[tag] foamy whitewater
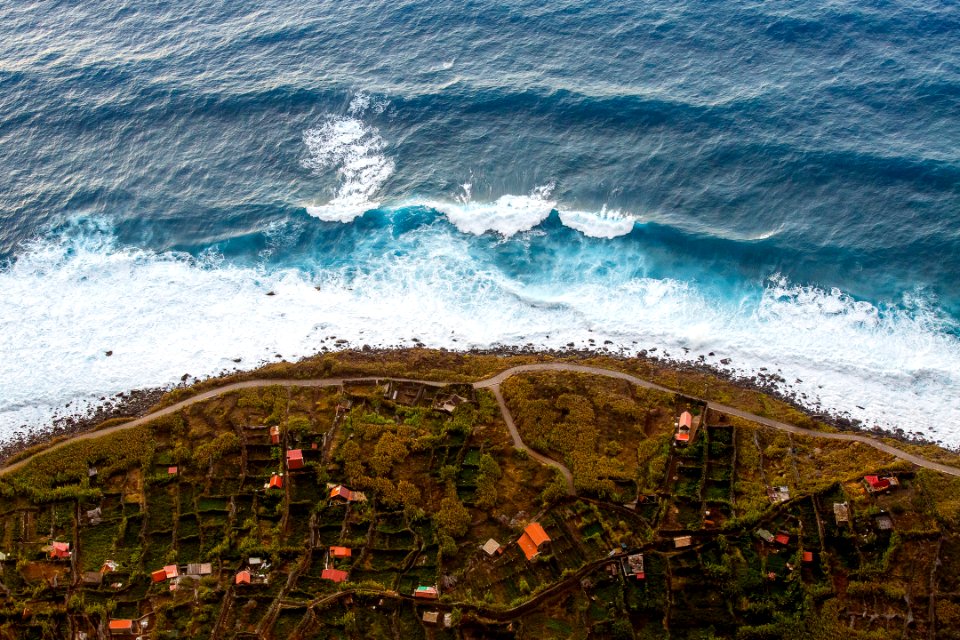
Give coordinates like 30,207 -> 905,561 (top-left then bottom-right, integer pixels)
1,1 -> 959,445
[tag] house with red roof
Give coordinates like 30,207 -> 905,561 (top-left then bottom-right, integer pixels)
322,568 -> 348,583
108,619 -> 134,635
151,569 -> 167,583
774,533 -> 790,546
675,411 -> 693,444
266,473 -> 283,490
48,541 -> 71,560
329,484 -> 367,503
414,585 -> 439,599
863,475 -> 899,494
235,570 -> 251,585
287,449 -> 304,470
329,546 -> 352,559
517,523 -> 551,561
164,565 -> 179,579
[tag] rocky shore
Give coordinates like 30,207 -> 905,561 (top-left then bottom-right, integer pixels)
0,387 -> 167,463
1,344 -> 944,464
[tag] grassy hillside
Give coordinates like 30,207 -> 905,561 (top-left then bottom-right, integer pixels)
0,351 -> 957,639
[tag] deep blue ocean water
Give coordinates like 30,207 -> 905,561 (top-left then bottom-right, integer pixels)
1,1 -> 958,441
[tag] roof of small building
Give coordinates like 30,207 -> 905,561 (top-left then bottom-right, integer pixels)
679,411 -> 693,428
321,568 -> 348,583
675,432 -> 690,442
330,546 -> 352,557
268,474 -> 283,489
108,619 -> 133,631
803,551 -> 814,563
330,485 -> 352,500
287,449 -> 303,460
167,466 -> 178,475
414,585 -> 439,598
151,569 -> 167,582
423,611 -> 440,624
864,475 -> 891,490
673,536 -> 693,548
164,565 -> 179,579
517,533 -> 539,560
235,570 -> 251,585
482,538 -> 502,556
774,534 -> 790,545
833,502 -> 850,521
524,523 -> 550,547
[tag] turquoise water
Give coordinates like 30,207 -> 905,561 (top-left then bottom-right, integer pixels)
0,1 -> 958,441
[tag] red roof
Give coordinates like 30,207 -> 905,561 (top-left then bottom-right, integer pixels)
49,541 -> 70,559
518,523 -> 551,560
287,449 -> 304,469
321,568 -> 348,583
524,523 -> 550,547
865,475 -> 891,490
151,569 -> 167,583
330,485 -> 353,500
168,466 -> 178,475
235,570 -> 251,585
108,619 -> 133,631
803,551 -> 814,563
164,565 -> 179,579
774,534 -> 790,545
679,411 -> 693,428
329,546 -> 352,558
675,432 -> 690,442
268,475 -> 283,489
414,585 -> 439,599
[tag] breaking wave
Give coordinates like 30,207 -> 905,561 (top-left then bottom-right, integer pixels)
1,218 -> 958,444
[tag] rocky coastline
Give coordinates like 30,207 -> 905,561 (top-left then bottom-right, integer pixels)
0,344 -> 944,464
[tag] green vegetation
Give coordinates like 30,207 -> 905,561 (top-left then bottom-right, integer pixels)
0,350 -> 957,638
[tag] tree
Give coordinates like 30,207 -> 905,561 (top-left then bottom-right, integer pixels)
434,494 -> 471,538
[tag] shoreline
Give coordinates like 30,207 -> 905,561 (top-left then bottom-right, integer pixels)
0,344 -> 948,464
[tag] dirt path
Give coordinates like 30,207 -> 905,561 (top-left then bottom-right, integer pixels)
4,364 -> 958,481
490,386 -> 575,494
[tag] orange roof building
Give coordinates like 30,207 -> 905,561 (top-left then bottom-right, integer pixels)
164,565 -> 179,579
235,570 -> 251,585
679,411 -> 693,428
108,619 -> 134,634
517,523 -> 551,560
287,449 -> 304,470
329,546 -> 352,559
268,474 -> 283,489
151,569 -> 167,583
322,568 -> 348,583
168,466 -> 178,475
49,541 -> 71,560
329,484 -> 367,502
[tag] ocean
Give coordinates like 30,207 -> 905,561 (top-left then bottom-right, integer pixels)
1,1 -> 958,443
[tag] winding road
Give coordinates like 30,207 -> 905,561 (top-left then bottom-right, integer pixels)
4,364 -> 958,484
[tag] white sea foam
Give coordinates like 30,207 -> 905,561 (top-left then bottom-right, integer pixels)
303,96 -> 394,222
424,183 -> 556,237
557,206 -> 635,238
2,221 -> 959,444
